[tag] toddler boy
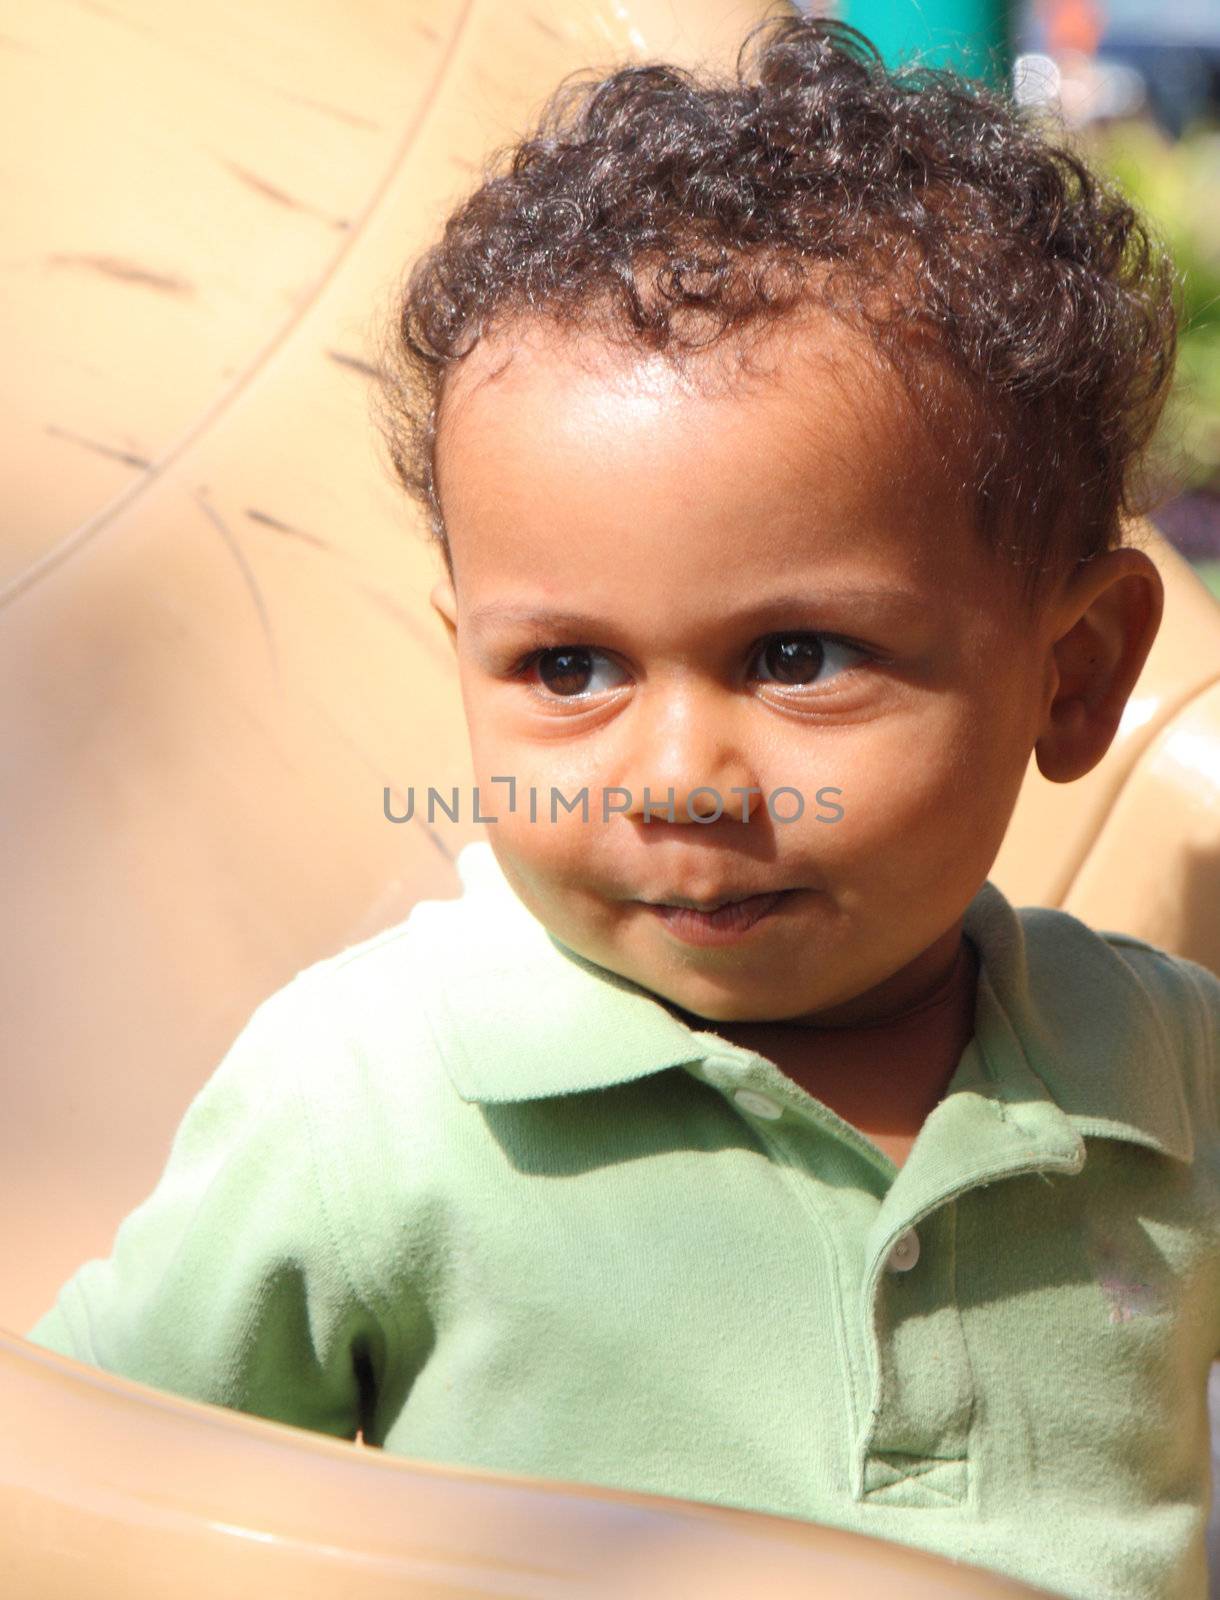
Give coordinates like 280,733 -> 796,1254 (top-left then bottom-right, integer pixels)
28,15 -> 1220,1599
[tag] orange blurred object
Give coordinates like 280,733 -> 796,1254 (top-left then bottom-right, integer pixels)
1040,0 -> 1105,57
7,1330 -> 1054,1599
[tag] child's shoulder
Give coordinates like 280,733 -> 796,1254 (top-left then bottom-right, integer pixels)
1039,907 -> 1217,1034
1001,890 -> 1217,1019
1092,924 -> 1220,1075
264,842 -> 542,1091
1001,893 -> 1220,1129
1093,926 -> 1220,1003
304,840 -> 539,994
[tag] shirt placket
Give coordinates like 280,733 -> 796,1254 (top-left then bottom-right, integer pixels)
690,1013 -> 1087,1514
856,1198 -> 975,1506
693,1042 -> 925,1503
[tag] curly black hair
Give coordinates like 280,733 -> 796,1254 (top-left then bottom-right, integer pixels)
371,7 -> 1180,610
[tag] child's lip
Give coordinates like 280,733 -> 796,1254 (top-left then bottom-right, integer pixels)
640,888 -> 792,912
641,890 -> 795,940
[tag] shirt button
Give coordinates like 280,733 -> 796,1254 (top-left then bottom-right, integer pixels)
733,1088 -> 783,1120
885,1227 -> 921,1273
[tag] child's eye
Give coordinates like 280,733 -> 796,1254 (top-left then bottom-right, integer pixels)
750,632 -> 872,689
515,633 -> 872,701
522,646 -> 630,699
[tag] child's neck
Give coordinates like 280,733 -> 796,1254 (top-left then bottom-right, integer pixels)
676,933 -> 980,1171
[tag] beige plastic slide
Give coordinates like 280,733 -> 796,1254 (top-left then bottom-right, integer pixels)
2,0 -> 1218,1593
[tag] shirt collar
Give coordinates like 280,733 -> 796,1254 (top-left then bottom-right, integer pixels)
415,842 -> 1193,1167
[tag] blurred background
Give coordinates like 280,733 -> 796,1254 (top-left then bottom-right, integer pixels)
806,0 -> 1220,603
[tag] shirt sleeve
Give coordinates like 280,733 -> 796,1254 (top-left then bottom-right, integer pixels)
24,973 -> 384,1444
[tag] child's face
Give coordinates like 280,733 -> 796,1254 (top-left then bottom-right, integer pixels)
430,315 -> 1061,1025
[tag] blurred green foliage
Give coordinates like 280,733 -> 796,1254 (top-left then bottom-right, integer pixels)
1080,116 -> 1220,500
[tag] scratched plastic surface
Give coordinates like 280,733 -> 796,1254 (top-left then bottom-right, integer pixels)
6,1332 -> 1057,1600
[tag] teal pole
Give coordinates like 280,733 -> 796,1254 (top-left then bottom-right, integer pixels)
837,0 -> 1013,90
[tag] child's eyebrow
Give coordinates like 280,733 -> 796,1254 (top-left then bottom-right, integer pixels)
466,588 -> 928,637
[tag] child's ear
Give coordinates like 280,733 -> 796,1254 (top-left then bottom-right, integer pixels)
1034,547 -> 1164,784
430,575 -> 459,654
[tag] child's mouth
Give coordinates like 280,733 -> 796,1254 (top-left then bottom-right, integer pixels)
642,890 -> 794,944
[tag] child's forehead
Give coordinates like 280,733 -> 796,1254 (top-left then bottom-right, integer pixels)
446,305 -> 890,402
433,311 -> 1015,625
438,308 -> 953,491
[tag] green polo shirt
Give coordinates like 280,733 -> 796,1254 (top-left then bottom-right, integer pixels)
27,842 -> 1220,1600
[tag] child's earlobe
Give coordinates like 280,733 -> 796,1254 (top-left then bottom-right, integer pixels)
1033,549 -> 1164,785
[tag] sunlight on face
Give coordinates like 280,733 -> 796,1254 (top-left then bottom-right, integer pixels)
431,314 -> 1055,1025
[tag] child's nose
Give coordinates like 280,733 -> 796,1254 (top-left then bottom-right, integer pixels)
621,686 -> 762,825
